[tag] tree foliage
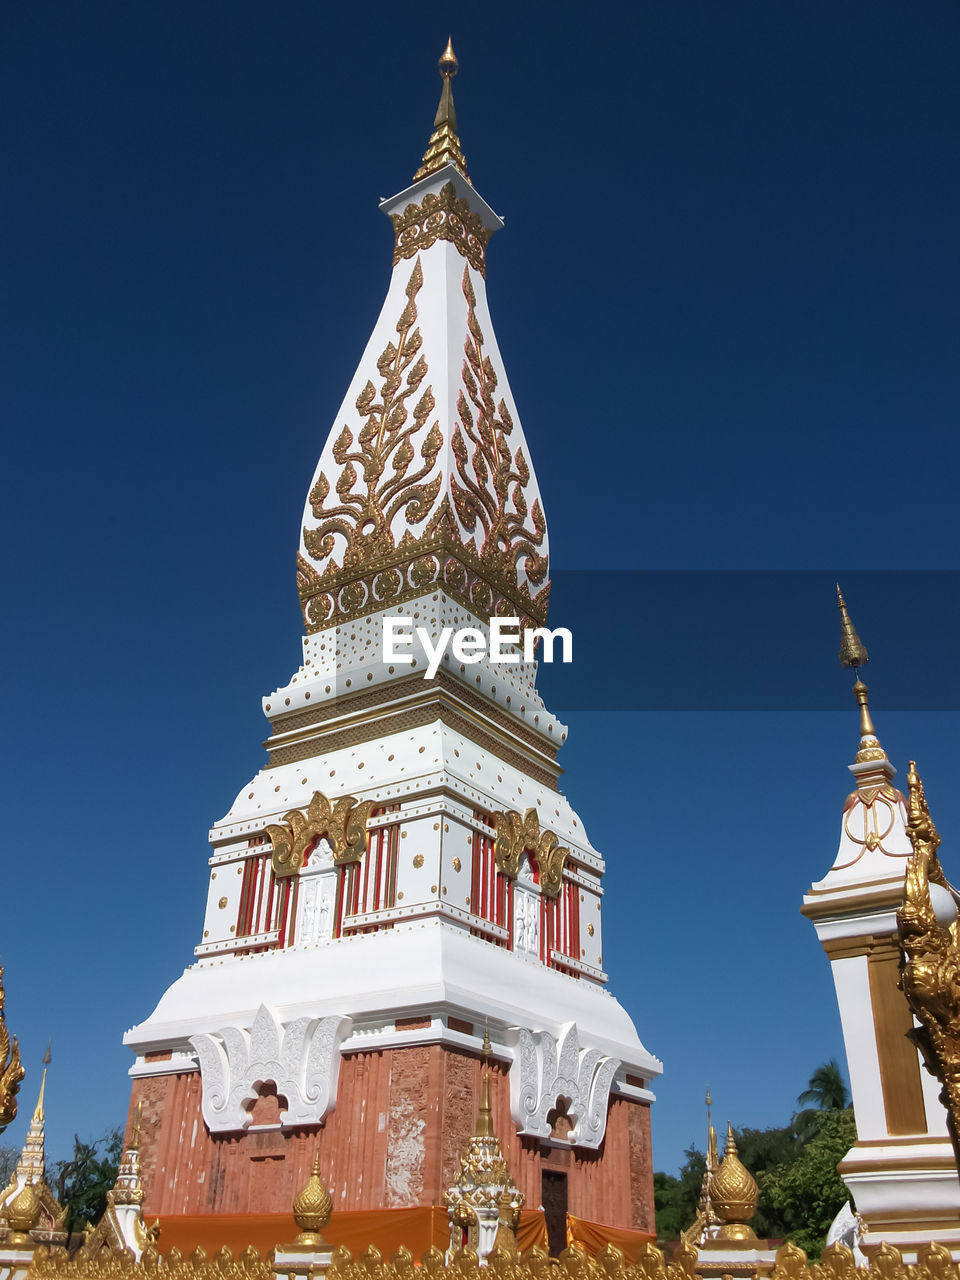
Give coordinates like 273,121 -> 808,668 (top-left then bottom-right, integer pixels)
49,1130 -> 122,1234
757,1110 -> 857,1257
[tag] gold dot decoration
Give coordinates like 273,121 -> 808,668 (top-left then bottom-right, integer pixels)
218,897 -> 228,910
587,923 -> 594,936
413,854 -> 424,869
452,857 -> 462,872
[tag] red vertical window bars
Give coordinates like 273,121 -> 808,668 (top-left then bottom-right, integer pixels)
234,836 -> 299,952
469,812 -> 512,947
333,805 -> 400,937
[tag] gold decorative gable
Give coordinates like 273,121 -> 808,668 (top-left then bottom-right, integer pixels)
493,808 -> 568,899
0,965 -> 23,1133
264,791 -> 374,879
298,257 -> 549,634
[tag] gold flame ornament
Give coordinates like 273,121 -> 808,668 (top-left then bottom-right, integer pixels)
0,965 -> 24,1133
709,1124 -> 759,1241
896,761 -> 960,1167
292,1151 -> 333,1247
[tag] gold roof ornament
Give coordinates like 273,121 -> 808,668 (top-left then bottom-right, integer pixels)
836,587 -> 888,766
413,38 -> 471,184
709,1123 -> 759,1241
292,1151 -> 333,1248
0,963 -> 25,1133
897,761 -> 960,1167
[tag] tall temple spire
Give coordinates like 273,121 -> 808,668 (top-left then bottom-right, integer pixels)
413,38 -> 470,184
126,42 -> 661,1239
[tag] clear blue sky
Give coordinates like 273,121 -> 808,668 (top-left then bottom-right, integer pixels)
3,2 -> 960,1179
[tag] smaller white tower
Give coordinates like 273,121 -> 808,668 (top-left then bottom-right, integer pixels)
802,590 -> 960,1259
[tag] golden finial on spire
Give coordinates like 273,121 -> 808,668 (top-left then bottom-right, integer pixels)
836,586 -> 888,766
412,39 -> 471,185
837,584 -> 869,670
705,1086 -> 718,1172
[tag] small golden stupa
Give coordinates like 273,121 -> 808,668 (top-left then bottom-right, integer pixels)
710,1123 -> 759,1241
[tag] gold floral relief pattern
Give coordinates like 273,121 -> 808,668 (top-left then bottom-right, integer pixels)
303,258 -> 442,574
493,808 -> 568,899
264,791 -> 374,879
450,266 -> 548,612
297,258 -> 550,633
391,183 -> 492,278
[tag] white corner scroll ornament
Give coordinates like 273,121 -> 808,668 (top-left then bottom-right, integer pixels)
510,1023 -> 620,1150
189,1004 -> 352,1133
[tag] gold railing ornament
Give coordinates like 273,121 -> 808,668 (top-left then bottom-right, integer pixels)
0,963 -> 25,1132
709,1123 -> 759,1241
896,760 -> 960,1167
292,1151 -> 333,1247
264,792 -> 374,878
492,810 -> 568,899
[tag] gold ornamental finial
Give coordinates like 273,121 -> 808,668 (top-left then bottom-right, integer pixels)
32,1065 -> 47,1127
130,1099 -> 143,1152
709,1123 -> 759,1241
413,39 -> 471,184
705,1086 -> 718,1172
292,1149 -> 333,1247
837,585 -> 869,670
836,587 -> 887,766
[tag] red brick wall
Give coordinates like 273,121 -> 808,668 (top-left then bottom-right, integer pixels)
130,1045 -> 653,1229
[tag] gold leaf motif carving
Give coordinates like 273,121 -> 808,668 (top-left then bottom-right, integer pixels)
264,791 -> 374,879
492,809 -> 568,900
298,255 -> 550,634
391,183 -> 493,278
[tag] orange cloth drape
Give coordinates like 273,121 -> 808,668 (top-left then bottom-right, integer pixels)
156,1208 -> 549,1259
155,1208 -> 447,1257
565,1215 -> 656,1258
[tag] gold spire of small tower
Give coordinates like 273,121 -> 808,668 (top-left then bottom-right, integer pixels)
836,586 -> 887,765
413,38 -> 471,184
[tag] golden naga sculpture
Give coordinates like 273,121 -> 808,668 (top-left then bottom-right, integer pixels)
493,809 -> 568,899
0,963 -> 25,1133
264,791 -> 375,879
896,760 -> 960,1166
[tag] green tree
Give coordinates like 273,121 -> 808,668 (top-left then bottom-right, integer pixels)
0,1146 -> 18,1187
654,1145 -> 706,1240
797,1060 -> 850,1112
49,1129 -> 122,1234
757,1110 -> 857,1258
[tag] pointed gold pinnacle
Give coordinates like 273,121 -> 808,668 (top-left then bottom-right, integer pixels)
413,38 -> 470,185
837,584 -> 869,670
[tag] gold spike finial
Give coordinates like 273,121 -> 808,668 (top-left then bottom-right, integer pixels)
412,40 -> 471,185
439,37 -> 458,78
475,1066 -> 494,1138
837,584 -> 869,669
836,587 -> 887,765
32,1064 -> 47,1126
